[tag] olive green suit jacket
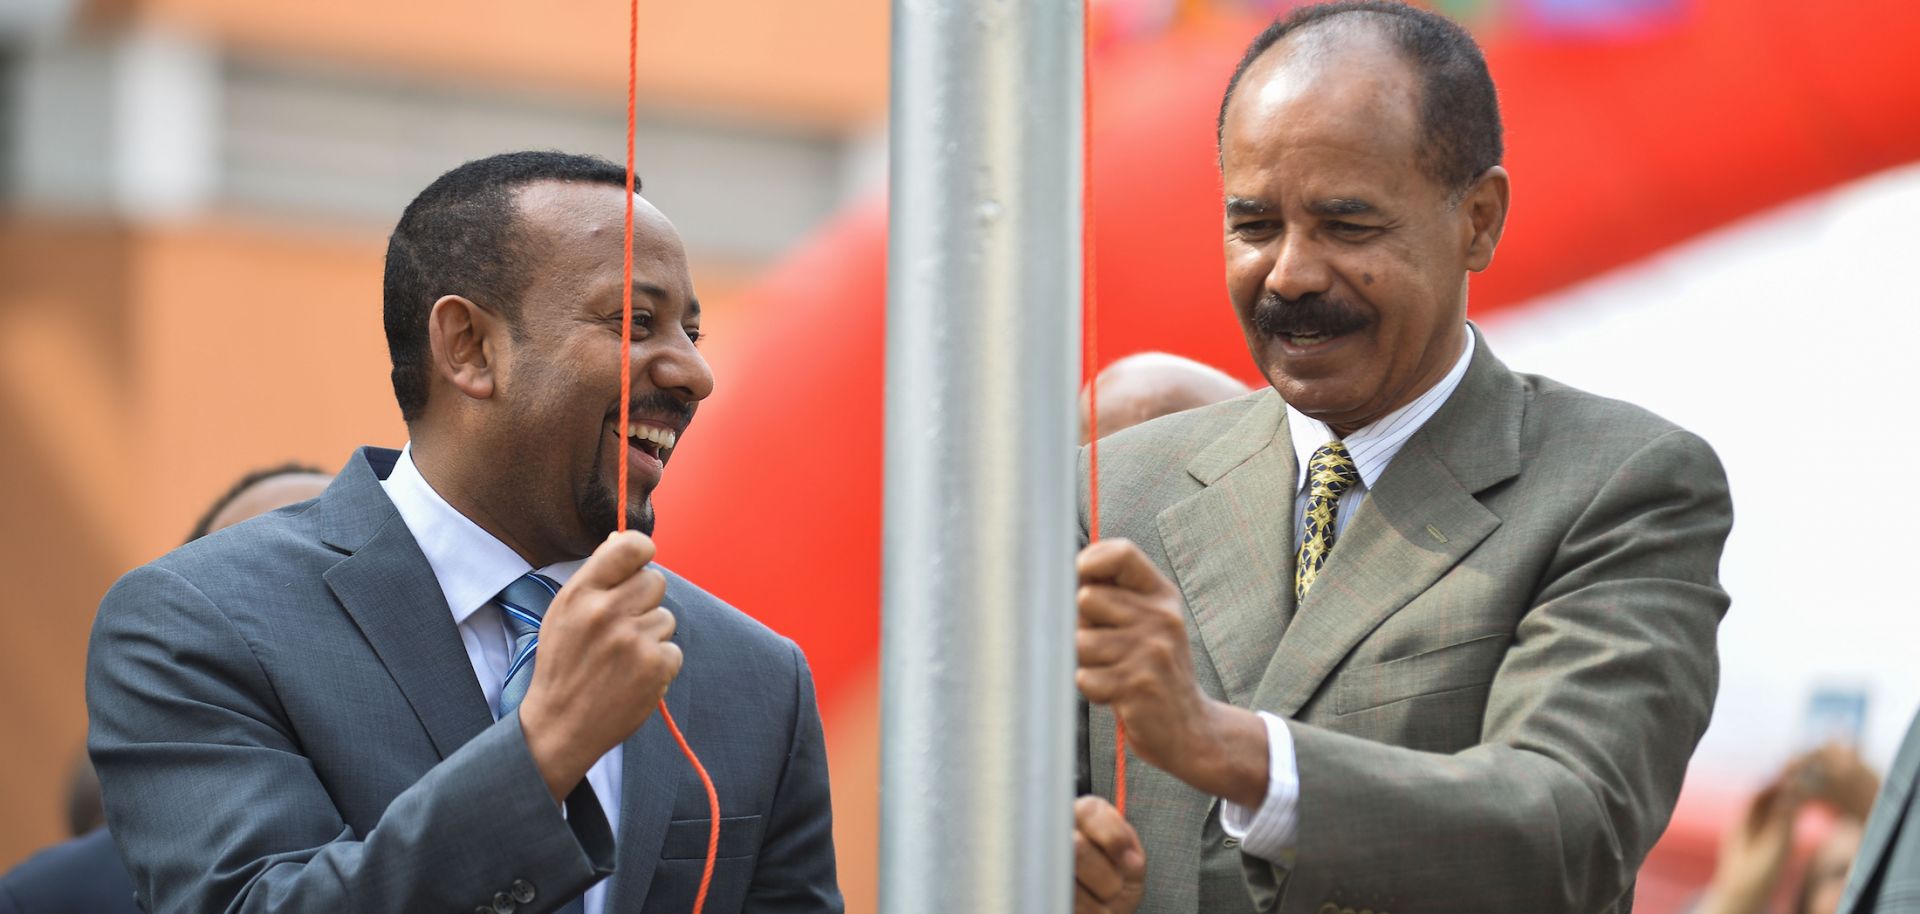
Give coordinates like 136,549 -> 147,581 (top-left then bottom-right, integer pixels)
1078,334 -> 1733,914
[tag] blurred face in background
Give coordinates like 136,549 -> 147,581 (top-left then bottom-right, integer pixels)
205,473 -> 333,535
1218,25 -> 1504,434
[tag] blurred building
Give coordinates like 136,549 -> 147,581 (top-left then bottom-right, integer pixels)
0,0 -> 886,877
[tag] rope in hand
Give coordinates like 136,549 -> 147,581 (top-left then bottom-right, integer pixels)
620,0 -> 720,909
1081,0 -> 1125,818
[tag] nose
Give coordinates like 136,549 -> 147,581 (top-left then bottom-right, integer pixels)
644,331 -> 714,404
1264,228 -> 1332,303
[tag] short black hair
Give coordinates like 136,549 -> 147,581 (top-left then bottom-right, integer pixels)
383,151 -> 634,421
186,462 -> 329,543
1216,0 -> 1502,197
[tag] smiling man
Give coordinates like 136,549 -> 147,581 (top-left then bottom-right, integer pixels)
87,152 -> 840,914
1070,4 -> 1733,913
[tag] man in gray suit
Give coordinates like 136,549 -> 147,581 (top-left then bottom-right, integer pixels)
1838,711 -> 1920,914
1070,4 -> 1731,913
87,152 -> 840,913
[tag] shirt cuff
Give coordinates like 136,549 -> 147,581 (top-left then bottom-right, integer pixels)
1218,711 -> 1300,864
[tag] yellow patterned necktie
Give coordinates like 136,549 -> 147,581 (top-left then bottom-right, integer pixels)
1295,439 -> 1360,602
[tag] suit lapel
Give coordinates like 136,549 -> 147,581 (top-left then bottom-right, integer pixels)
320,449 -> 496,759
1841,717 -> 1920,913
1252,333 -> 1526,717
1156,392 -> 1297,708
605,590 -> 696,912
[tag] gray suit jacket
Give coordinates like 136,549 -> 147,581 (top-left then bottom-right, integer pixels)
1839,711 -> 1920,914
1078,333 -> 1732,914
87,447 -> 840,914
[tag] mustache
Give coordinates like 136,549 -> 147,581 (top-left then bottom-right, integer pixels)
1250,292 -> 1372,338
625,390 -> 694,426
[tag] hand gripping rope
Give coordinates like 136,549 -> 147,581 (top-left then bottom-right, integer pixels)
619,1 -> 721,911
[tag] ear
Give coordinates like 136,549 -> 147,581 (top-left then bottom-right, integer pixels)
1462,165 -> 1510,273
425,294 -> 502,403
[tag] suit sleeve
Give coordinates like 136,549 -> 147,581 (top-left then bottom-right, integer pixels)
1250,429 -> 1733,913
86,564 -> 615,914
743,640 -> 844,913
1076,443 -> 1095,797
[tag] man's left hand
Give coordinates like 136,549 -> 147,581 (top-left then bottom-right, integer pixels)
1076,538 -> 1268,808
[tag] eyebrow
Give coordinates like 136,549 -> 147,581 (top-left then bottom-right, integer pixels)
630,282 -> 700,317
1224,196 -> 1275,217
1308,198 -> 1377,217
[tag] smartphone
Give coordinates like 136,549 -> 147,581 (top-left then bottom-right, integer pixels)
1801,685 -> 1870,751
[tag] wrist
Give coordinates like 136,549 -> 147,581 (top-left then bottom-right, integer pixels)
519,702 -> 591,803
1184,700 -> 1271,809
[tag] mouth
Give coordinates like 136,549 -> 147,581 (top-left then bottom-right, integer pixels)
1267,322 -> 1368,355
625,420 -> 679,465
1277,330 -> 1341,348
610,416 -> 687,485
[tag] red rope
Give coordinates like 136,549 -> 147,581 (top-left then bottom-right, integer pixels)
618,1 -> 634,526
619,1 -> 719,909
661,703 -> 721,908
1081,0 -> 1124,817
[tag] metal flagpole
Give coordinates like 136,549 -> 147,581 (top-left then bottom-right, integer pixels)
879,0 -> 1082,910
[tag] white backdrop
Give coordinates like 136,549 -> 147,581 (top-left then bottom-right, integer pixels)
1482,162 -> 1920,783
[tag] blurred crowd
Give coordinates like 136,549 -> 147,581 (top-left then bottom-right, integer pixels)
1694,745 -> 1884,914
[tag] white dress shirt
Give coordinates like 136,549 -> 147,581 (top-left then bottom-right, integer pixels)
1218,326 -> 1477,864
382,445 -> 621,914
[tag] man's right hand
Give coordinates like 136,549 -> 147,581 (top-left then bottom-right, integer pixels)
520,530 -> 683,801
1074,796 -> 1146,914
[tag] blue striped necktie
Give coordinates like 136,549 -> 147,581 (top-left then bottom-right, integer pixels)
492,572 -> 590,914
495,572 -> 561,719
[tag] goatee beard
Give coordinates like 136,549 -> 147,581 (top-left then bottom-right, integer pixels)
582,446 -> 656,540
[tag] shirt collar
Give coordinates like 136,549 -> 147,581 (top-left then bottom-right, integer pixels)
380,444 -> 586,625
1287,324 -> 1477,492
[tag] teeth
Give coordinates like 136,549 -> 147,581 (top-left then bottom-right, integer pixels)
625,423 -> 678,451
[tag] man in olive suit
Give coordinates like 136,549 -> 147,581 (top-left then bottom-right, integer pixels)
1069,5 -> 1733,913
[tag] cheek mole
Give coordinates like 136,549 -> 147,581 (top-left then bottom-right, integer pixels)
1362,272 -> 1375,286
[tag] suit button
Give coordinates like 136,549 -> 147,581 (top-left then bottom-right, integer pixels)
1223,836 -> 1241,848
511,880 -> 536,904
491,892 -> 516,914
475,908 -> 492,914
1318,905 -> 1339,914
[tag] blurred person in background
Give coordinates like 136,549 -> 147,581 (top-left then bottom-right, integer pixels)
1080,352 -> 1251,444
184,462 -> 334,542
2,463 -> 331,914
1068,3 -> 1732,913
86,152 -> 839,914
1694,744 -> 1880,914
